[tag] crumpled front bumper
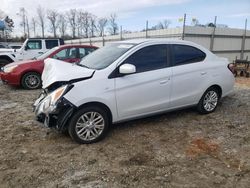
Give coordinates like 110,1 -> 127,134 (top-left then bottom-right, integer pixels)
33,91 -> 76,132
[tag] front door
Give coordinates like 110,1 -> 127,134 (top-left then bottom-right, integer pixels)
21,40 -> 44,60
52,47 -> 80,63
115,44 -> 172,119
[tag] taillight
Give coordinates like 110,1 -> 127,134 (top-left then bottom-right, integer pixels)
228,63 -> 235,74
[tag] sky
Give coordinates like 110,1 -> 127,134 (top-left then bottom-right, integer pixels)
1,0 -> 250,36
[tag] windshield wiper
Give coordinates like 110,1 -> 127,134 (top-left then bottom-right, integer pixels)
75,62 -> 89,69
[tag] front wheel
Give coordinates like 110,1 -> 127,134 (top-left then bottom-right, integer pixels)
197,87 -> 220,114
68,106 -> 110,144
21,72 -> 42,89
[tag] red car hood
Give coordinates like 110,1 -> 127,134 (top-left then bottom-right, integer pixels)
4,59 -> 43,68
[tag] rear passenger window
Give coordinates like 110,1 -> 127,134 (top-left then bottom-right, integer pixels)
45,40 -> 59,49
173,45 -> 206,65
123,45 -> 168,73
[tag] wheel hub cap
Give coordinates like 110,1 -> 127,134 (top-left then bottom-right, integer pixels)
75,112 -> 105,141
25,75 -> 40,88
203,91 -> 218,112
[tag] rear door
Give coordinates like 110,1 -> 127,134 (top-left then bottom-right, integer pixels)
170,44 -> 207,108
115,44 -> 172,119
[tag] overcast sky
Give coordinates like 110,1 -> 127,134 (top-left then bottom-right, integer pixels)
1,0 -> 250,36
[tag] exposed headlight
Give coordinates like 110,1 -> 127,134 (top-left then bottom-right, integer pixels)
41,85 -> 68,114
4,65 -> 18,73
50,85 -> 68,106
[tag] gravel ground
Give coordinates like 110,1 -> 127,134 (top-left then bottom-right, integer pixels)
0,78 -> 249,188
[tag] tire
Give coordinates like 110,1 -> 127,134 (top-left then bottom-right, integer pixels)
68,106 -> 110,144
0,59 -> 11,68
21,72 -> 42,89
197,87 -> 220,114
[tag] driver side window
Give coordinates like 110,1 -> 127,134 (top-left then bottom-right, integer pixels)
123,44 -> 168,73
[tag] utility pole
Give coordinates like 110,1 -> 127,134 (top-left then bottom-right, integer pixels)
240,18 -> 247,59
120,25 -> 122,40
146,20 -> 148,38
210,16 -> 217,51
182,13 -> 186,40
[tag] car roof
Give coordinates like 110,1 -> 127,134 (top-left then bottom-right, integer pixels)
112,38 -> 212,55
112,38 -> 195,45
59,44 -> 98,48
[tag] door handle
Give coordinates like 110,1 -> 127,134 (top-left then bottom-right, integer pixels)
201,72 -> 207,75
160,80 -> 168,84
38,52 -> 43,54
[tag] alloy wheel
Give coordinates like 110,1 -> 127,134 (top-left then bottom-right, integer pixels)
75,112 -> 105,141
203,91 -> 218,112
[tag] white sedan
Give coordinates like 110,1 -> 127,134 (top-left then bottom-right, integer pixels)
34,39 -> 235,144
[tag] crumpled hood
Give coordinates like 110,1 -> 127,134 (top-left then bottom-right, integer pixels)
42,58 -> 95,89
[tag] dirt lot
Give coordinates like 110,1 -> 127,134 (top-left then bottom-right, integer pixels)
0,78 -> 249,188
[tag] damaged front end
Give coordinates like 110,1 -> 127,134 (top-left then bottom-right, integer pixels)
33,84 -> 76,132
33,58 -> 96,131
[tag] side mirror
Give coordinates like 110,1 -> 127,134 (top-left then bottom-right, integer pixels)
24,46 -> 28,50
119,64 -> 136,75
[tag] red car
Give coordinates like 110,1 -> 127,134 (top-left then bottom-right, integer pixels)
0,44 -> 97,89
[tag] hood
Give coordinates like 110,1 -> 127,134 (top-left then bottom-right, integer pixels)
0,48 -> 15,53
42,58 -> 95,89
4,59 -> 40,68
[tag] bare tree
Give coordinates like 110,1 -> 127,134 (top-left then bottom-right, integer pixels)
82,11 -> 90,38
18,8 -> 27,38
67,9 -> 77,38
77,10 -> 83,37
26,16 -> 30,38
76,11 -> 95,38
89,14 -> 96,37
37,5 -> 46,37
163,19 -> 171,28
151,19 -> 171,30
191,18 -> 199,26
108,13 -> 118,35
97,18 -> 107,37
58,14 -> 67,38
31,18 -> 36,37
47,9 -> 59,37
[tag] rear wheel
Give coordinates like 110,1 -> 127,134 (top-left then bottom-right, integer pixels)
197,87 -> 220,114
21,72 -> 42,89
68,106 -> 110,144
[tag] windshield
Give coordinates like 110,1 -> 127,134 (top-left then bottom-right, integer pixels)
35,46 -> 60,60
79,43 -> 135,70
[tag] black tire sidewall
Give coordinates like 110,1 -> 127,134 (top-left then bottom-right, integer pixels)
197,88 -> 219,114
21,72 -> 41,89
0,59 -> 11,68
68,106 -> 110,144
